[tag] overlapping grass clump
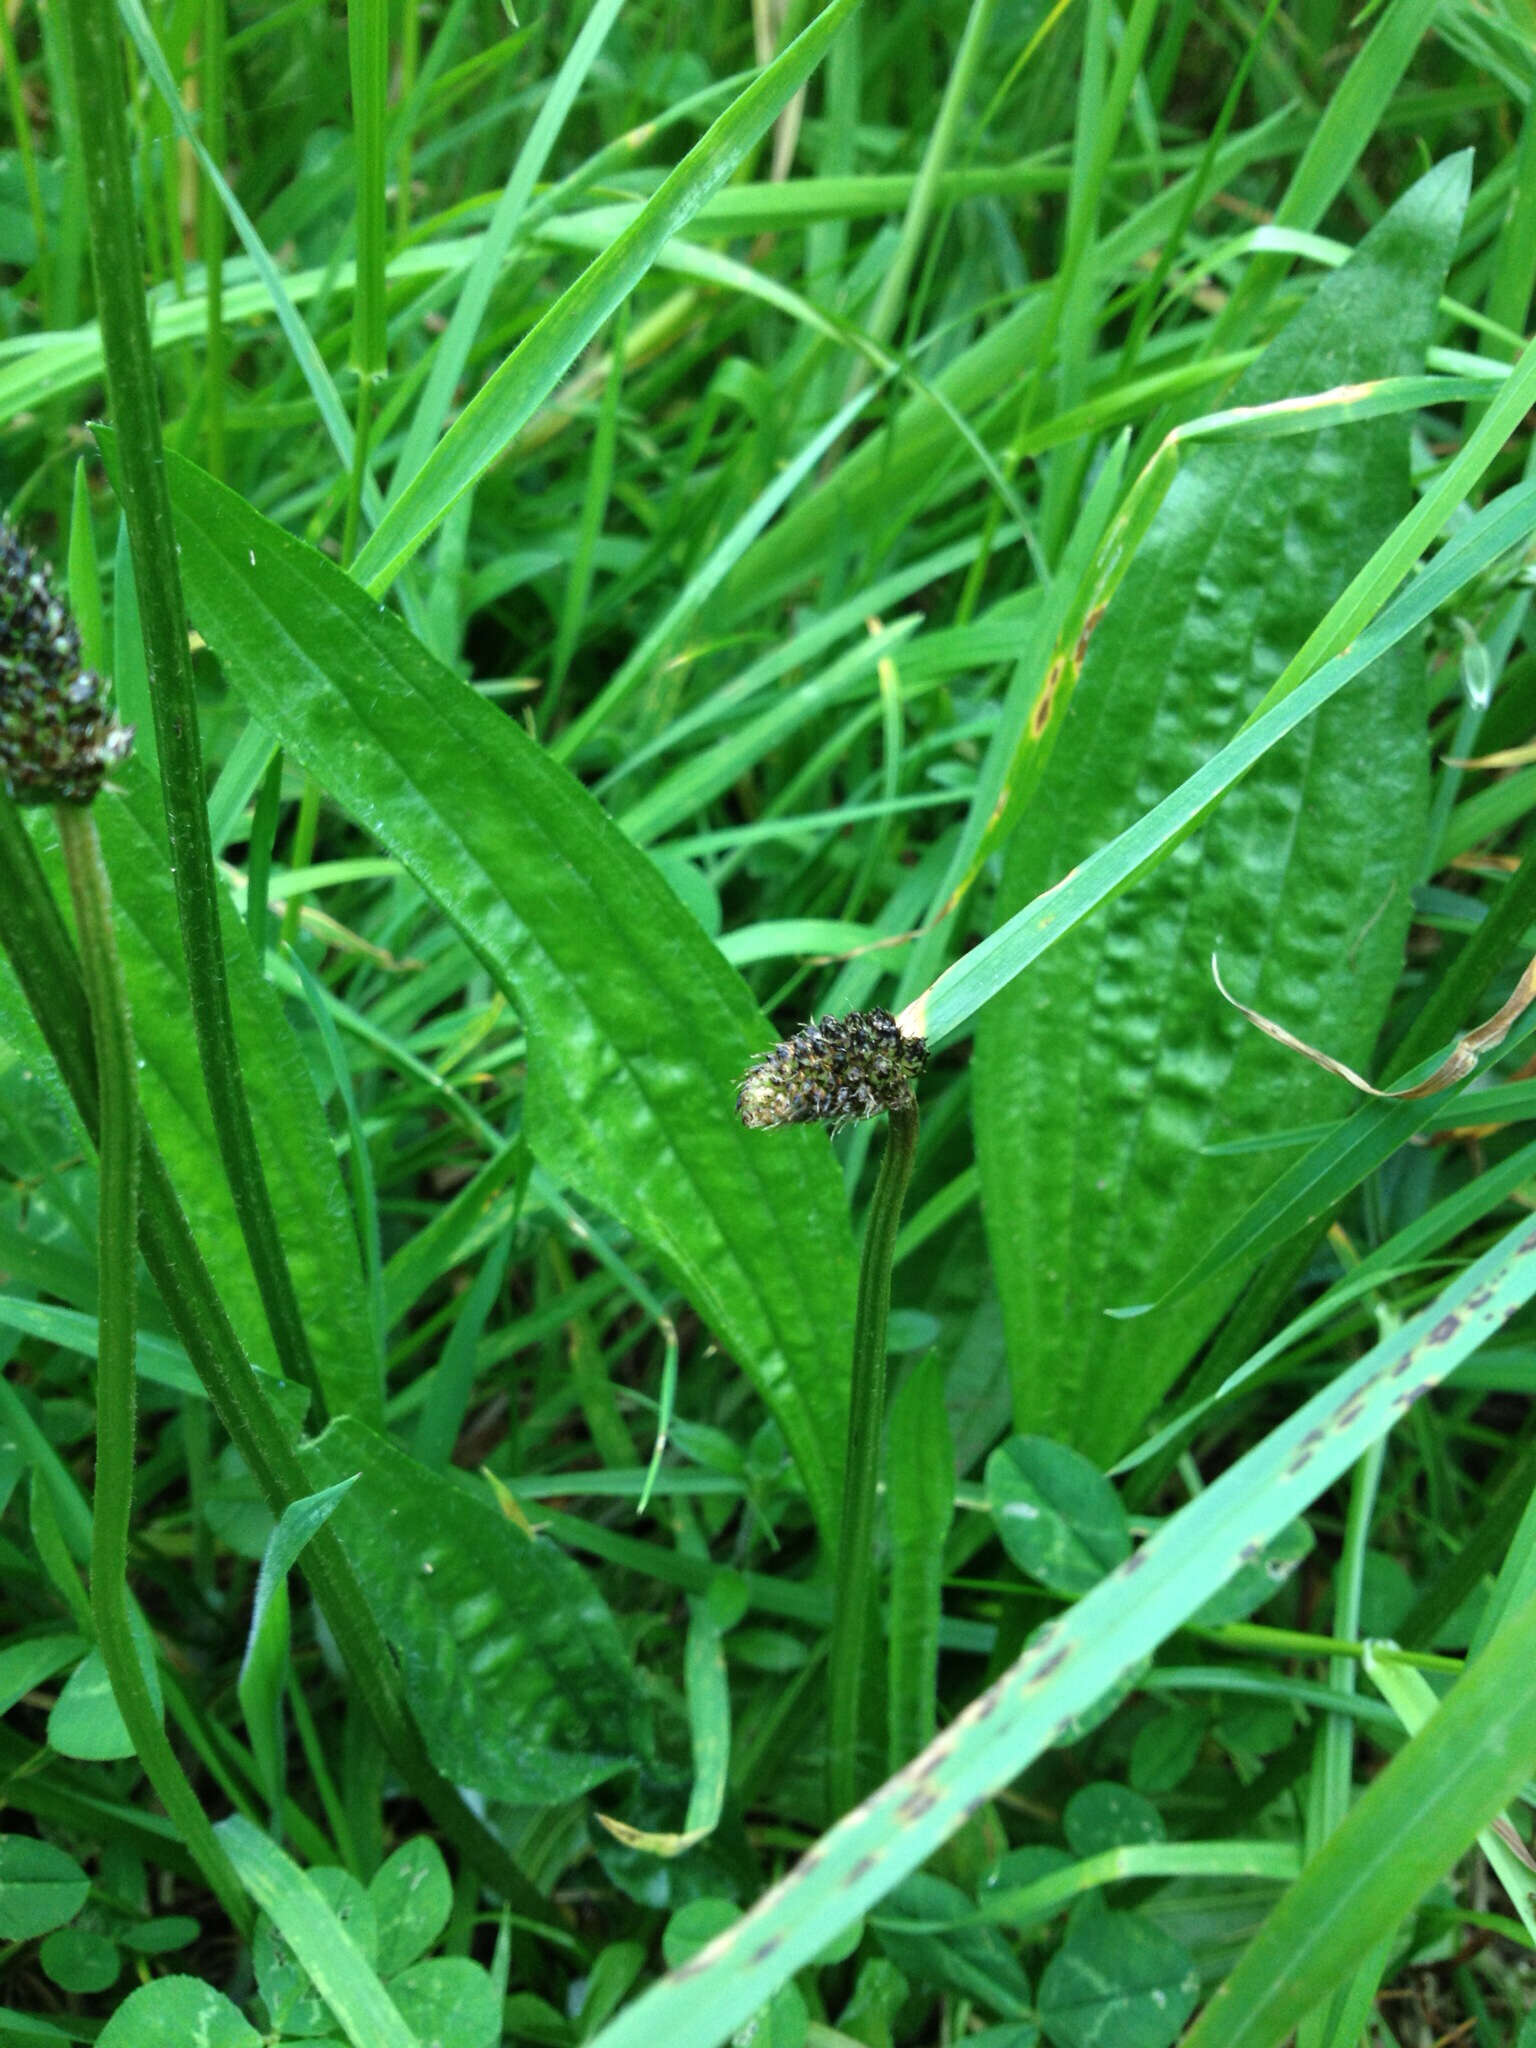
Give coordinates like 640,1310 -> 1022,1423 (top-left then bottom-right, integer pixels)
1,4 -> 1535,2044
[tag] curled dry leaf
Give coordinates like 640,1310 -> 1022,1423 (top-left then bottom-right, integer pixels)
1443,739 -> 1536,769
1211,952 -> 1536,1100
1490,1813 -> 1536,1874
593,1811 -> 713,1859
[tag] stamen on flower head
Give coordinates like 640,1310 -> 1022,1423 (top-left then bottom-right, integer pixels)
0,524 -> 133,807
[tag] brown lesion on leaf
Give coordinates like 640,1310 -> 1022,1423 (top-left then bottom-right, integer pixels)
1029,656 -> 1065,741
846,1853 -> 879,1886
1073,602 -> 1106,666
1329,1364 -> 1384,1414
1427,1313 -> 1461,1345
673,1927 -> 738,1979
898,1783 -> 941,1821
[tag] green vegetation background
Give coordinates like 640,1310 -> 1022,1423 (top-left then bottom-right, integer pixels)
2,1 -> 1536,2044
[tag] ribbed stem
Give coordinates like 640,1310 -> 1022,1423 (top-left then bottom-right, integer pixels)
55,803 -> 251,1936
0,801 -> 557,1927
827,1095 -> 919,1818
59,0 -> 324,1414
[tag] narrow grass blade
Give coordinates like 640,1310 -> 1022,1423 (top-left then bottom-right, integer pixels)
391,0 -> 627,496
585,1210 -> 1536,2048
1209,0 -> 1444,353
1179,1593 -> 1536,2047
351,0 -> 867,596
346,0 -> 388,377
215,1816 -> 420,2048
555,380 -> 884,767
1115,1124 -> 1536,1479
113,0 -> 355,478
1128,1008 -> 1536,1318
1363,1650 -> 1536,1946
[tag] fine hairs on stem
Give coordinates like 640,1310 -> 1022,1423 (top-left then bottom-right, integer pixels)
827,1094 -> 920,1817
737,1007 -> 926,1814
57,802 -> 252,1936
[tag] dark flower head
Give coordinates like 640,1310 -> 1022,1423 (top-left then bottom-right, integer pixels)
737,1007 -> 927,1131
0,524 -> 133,806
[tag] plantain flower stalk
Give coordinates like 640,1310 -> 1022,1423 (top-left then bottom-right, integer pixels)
737,1005 -> 925,1816
0,521 -> 249,1931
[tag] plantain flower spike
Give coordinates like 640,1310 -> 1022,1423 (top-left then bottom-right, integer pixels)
0,523 -> 133,806
737,1007 -> 927,1131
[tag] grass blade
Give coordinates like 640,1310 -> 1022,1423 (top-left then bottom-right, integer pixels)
586,1209 -> 1536,2048
351,0 -> 867,596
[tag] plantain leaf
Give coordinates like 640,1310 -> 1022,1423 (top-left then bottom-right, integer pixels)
973,155 -> 1469,1462
300,1418 -> 652,1805
142,442 -> 857,1538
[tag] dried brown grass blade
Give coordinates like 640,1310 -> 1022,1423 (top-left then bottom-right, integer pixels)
1444,739 -> 1536,769
1211,953 -> 1536,1100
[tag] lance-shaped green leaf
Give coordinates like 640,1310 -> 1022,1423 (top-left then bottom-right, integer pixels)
899,476 -> 1536,1055
971,155 -> 1468,1462
151,445 -> 856,1540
